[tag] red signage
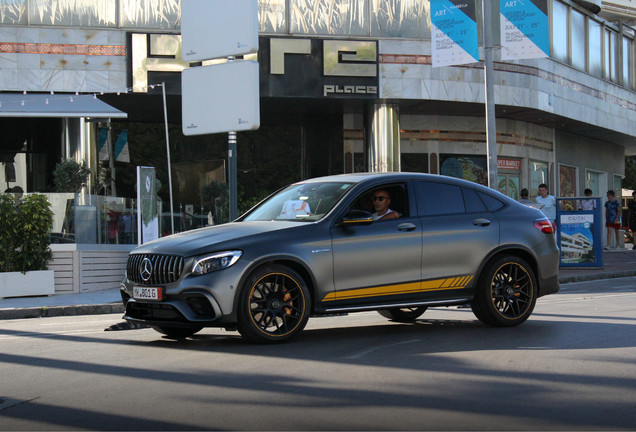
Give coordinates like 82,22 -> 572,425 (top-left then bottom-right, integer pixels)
498,159 -> 521,170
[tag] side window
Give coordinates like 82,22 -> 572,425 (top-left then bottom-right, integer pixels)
478,191 -> 505,212
463,188 -> 487,213
350,183 -> 409,219
416,182 -> 465,216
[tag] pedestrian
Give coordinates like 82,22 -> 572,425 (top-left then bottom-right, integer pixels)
627,191 -> 636,249
604,190 -> 621,250
518,188 -> 533,205
578,188 -> 596,211
536,183 -> 557,230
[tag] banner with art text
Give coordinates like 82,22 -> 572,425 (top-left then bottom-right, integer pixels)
430,0 -> 479,67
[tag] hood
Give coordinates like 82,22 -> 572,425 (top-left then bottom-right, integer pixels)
131,221 -> 313,257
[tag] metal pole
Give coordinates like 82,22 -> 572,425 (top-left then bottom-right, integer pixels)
483,0 -> 498,189
227,56 -> 238,221
161,82 -> 175,235
106,120 -> 116,196
228,131 -> 238,220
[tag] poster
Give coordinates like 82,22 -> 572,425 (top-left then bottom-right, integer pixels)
430,0 -> 479,67
558,210 -> 602,267
137,166 -> 158,245
500,0 -> 549,60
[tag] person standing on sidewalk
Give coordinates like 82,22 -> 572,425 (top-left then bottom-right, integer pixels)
604,190 -> 621,250
536,184 -> 557,231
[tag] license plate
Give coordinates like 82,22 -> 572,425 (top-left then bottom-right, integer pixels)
133,286 -> 162,301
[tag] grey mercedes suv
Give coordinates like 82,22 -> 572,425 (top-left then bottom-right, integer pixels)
121,173 -> 559,343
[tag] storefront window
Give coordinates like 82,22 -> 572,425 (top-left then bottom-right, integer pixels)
0,0 -> 26,24
551,0 -> 568,63
259,0 -> 286,33
498,174 -> 520,200
571,9 -> 586,70
29,0 -> 115,26
586,170 -> 602,196
589,19 -> 602,77
439,155 -> 487,186
559,164 -> 577,199
370,0 -> 430,38
401,153 -> 428,174
289,0 -> 368,35
530,161 -> 548,200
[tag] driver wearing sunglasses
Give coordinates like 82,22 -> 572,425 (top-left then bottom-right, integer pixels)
371,189 -> 399,221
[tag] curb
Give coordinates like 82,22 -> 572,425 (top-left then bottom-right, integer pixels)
0,303 -> 125,320
3,269 -> 636,321
558,269 -> 636,284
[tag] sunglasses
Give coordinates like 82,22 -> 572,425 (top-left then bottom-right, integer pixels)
373,196 -> 388,202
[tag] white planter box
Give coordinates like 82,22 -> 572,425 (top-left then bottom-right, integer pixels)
0,270 -> 55,298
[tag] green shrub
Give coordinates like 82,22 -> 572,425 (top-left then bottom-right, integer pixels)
53,159 -> 91,193
0,194 -> 54,273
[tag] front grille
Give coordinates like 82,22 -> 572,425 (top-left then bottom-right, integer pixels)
127,253 -> 185,285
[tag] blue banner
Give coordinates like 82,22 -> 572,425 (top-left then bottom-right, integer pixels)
114,129 -> 130,163
430,0 -> 479,67
500,0 -> 549,60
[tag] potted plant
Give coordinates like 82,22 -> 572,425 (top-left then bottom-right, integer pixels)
53,159 -> 91,193
0,193 -> 55,298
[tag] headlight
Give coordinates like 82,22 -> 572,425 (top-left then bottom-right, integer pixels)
191,250 -> 242,275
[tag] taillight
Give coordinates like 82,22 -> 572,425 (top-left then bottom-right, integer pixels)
534,218 -> 554,234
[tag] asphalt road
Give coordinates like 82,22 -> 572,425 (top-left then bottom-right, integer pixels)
1,277 -> 635,431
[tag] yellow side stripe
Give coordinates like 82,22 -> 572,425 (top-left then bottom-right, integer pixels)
323,275 -> 474,302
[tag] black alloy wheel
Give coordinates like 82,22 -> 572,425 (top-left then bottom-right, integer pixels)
472,255 -> 537,327
237,264 -> 310,343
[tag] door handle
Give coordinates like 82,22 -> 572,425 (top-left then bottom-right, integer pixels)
397,223 -> 417,231
473,218 -> 491,226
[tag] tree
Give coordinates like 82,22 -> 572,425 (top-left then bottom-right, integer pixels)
623,156 -> 636,190
53,159 -> 91,193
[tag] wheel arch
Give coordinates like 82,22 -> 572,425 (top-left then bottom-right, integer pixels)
475,246 -> 539,289
233,255 -> 318,316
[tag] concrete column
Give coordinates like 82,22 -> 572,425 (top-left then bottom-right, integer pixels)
366,102 -> 400,172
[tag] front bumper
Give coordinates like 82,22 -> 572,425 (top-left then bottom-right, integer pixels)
121,288 -> 224,327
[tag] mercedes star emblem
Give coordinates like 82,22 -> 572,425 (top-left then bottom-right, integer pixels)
140,257 -> 153,282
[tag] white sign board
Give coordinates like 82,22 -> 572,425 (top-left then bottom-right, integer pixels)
181,0 -> 258,62
182,61 -> 260,135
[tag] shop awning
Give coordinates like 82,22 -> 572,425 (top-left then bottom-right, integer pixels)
0,93 -> 127,118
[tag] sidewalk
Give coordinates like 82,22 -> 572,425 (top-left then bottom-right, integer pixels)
1,249 -> 635,320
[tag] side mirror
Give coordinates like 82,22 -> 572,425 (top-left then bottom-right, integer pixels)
342,210 -> 374,225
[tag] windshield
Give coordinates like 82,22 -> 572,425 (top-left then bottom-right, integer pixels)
243,182 -> 354,222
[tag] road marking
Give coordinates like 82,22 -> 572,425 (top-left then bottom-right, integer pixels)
346,339 -> 421,359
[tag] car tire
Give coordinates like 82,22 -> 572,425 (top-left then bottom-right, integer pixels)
237,264 -> 311,343
471,255 -> 538,327
377,307 -> 427,322
151,326 -> 203,338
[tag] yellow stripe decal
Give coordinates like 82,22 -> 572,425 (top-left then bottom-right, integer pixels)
323,275 -> 474,302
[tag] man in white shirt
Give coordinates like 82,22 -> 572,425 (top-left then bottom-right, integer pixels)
536,183 -> 557,229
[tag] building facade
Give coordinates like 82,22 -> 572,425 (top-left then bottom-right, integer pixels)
1,0 -> 635,245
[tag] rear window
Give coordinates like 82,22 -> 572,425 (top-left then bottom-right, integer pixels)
478,191 -> 505,212
463,188 -> 487,212
416,182 -> 466,216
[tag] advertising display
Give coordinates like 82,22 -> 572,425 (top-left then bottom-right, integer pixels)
137,166 -> 158,245
430,0 -> 479,67
557,198 -> 603,268
500,0 -> 549,60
